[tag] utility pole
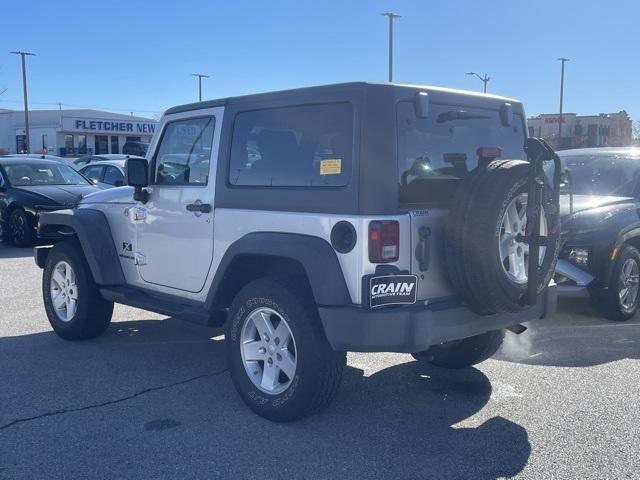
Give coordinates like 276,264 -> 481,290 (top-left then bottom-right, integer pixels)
381,13 -> 401,82
558,57 -> 570,147
10,51 -> 35,153
466,72 -> 490,93
192,73 -> 209,102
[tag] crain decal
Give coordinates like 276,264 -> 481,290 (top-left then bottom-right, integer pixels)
369,274 -> 418,308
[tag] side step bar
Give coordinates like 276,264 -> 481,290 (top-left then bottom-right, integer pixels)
100,286 -> 225,327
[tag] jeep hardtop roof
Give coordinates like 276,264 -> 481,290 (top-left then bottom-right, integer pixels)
165,81 -> 522,116
162,82 -> 526,216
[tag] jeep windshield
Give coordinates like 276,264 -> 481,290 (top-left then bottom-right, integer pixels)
397,101 -> 526,206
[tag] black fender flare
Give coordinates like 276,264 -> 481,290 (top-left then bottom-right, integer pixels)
205,232 -> 351,308
37,209 -> 125,285
600,226 -> 640,286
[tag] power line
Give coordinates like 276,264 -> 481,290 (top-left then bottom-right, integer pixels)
0,98 -> 163,115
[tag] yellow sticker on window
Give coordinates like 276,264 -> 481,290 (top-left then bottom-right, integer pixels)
320,159 -> 342,175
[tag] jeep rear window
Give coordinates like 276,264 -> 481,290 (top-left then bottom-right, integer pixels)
397,101 -> 525,206
229,103 -> 353,187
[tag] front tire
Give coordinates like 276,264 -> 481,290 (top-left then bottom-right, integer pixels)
412,330 -> 505,369
593,245 -> 640,322
225,277 -> 346,422
9,208 -> 35,247
43,240 -> 114,340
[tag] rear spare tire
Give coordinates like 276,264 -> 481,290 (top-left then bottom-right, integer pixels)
446,160 -> 559,314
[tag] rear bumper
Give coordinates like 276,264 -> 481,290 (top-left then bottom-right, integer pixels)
318,285 -> 557,353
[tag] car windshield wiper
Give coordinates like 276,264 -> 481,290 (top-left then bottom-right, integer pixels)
436,110 -> 490,123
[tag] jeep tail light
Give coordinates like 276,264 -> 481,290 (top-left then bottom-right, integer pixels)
477,146 -> 502,159
369,221 -> 399,263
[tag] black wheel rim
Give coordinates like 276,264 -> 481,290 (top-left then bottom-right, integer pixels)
10,213 -> 25,243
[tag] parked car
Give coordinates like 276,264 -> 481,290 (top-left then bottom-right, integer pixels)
35,82 -> 559,421
0,158 -> 100,247
74,154 -> 136,168
555,147 -> 640,320
122,141 -> 149,157
79,160 -> 126,189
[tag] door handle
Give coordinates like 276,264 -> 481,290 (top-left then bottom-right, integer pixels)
186,202 -> 211,213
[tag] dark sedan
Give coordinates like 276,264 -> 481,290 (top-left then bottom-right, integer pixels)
0,158 -> 100,247
555,147 -> 640,321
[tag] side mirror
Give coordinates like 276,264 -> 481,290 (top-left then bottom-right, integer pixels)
113,180 -> 124,187
560,168 -> 570,187
125,157 -> 149,203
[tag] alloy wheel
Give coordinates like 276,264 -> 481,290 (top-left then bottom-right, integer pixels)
618,258 -> 640,313
50,261 -> 79,322
498,193 -> 548,284
240,307 -> 297,395
10,212 -> 26,244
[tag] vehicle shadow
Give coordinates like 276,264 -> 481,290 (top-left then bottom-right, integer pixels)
0,242 -> 33,259
0,318 -> 530,480
495,297 -> 640,367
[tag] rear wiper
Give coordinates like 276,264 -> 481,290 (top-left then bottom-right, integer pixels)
436,110 -> 490,123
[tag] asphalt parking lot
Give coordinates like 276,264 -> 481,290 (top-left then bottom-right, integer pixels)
1,243 -> 639,479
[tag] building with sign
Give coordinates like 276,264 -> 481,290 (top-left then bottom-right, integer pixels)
0,108 -> 158,156
527,111 -> 633,150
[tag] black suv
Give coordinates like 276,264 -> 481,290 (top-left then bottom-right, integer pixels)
555,147 -> 640,321
122,141 -> 149,157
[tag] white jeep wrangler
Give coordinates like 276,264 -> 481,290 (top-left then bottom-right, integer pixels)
35,82 -> 560,421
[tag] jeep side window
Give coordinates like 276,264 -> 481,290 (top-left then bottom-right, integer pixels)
229,103 -> 353,187
153,116 -> 215,185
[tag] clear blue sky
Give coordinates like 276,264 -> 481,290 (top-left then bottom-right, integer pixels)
1,0 -> 638,122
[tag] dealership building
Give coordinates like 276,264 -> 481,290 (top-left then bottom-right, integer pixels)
0,108 -> 158,156
527,111 -> 633,150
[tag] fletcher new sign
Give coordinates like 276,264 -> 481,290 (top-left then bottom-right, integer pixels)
62,117 -> 157,135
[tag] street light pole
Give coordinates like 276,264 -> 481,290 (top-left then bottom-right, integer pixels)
192,73 -> 210,102
557,57 -> 570,146
381,13 -> 401,82
10,51 -> 35,153
466,72 -> 490,93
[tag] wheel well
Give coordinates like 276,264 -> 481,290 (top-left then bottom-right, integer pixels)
212,255 -> 313,309
623,236 -> 640,253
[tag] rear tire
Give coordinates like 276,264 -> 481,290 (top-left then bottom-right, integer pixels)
412,330 -> 505,369
592,245 -> 640,322
43,240 -> 114,340
225,277 -> 346,422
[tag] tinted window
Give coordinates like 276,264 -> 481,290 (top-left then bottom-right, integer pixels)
5,163 -> 90,186
153,117 -> 214,185
103,166 -> 124,186
559,154 -> 640,196
229,103 -> 353,187
397,101 -> 525,206
82,165 -> 103,183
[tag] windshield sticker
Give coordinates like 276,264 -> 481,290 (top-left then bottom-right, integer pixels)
320,159 -> 341,175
